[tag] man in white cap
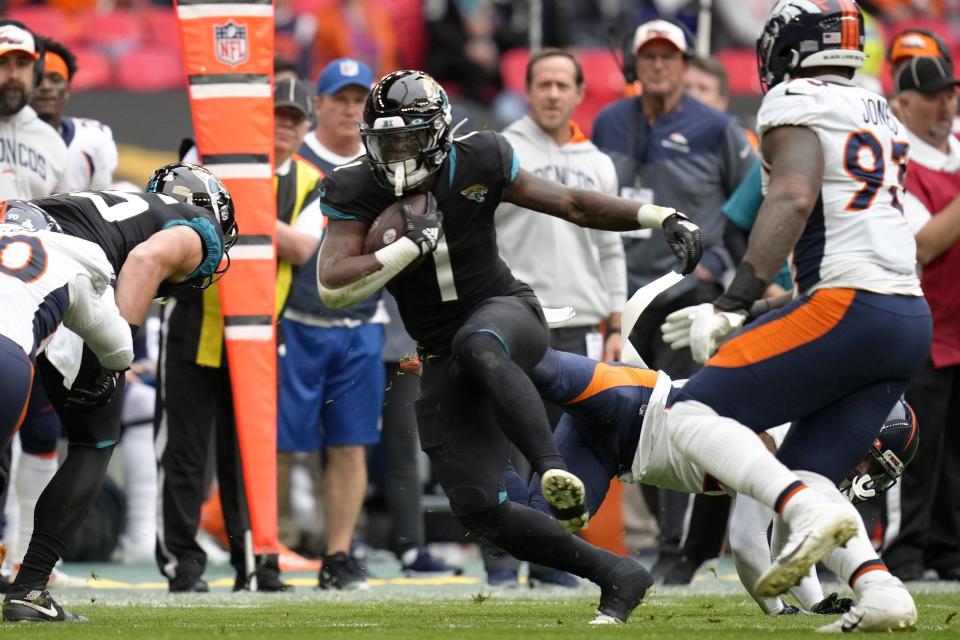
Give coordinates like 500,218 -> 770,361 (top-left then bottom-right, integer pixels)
0,20 -> 66,199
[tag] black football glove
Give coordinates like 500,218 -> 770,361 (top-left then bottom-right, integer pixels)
662,212 -> 703,275
64,369 -> 124,410
810,592 -> 856,615
403,193 -> 443,255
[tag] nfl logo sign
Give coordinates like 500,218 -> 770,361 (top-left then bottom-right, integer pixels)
214,20 -> 249,67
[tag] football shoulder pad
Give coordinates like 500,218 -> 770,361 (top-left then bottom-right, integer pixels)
757,78 -> 832,138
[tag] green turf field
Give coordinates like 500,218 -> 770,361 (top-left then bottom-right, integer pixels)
1,591 -> 958,638
3,557 -> 955,637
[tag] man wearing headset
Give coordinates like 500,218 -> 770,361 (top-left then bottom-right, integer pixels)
0,21 -> 66,199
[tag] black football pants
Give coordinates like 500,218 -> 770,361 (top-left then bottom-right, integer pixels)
155,352 -> 251,585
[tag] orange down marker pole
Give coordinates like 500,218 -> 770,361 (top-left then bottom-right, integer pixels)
175,0 -> 278,556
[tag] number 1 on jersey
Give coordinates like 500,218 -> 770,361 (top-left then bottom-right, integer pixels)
432,236 -> 458,302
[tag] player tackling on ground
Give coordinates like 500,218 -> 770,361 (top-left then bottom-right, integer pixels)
317,69 -> 701,624
659,0 -> 930,632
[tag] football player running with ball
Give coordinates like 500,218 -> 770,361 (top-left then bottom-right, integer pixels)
658,0 -> 930,632
317,70 -> 702,624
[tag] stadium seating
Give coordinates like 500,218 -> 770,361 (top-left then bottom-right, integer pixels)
115,46 -> 185,91
6,5 -> 82,44
70,46 -> 112,91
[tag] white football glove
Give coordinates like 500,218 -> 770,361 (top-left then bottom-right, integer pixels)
661,303 -> 746,364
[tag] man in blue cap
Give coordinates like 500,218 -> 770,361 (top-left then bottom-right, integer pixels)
284,57 -> 382,590
299,57 -> 372,174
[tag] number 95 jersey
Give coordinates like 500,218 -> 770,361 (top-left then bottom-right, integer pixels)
757,78 -> 922,297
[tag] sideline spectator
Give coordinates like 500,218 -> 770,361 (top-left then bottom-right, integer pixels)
496,48 -> 625,402
299,58 -> 370,173
883,56 -> 960,582
32,37 -> 117,191
0,21 -> 66,199
281,59 -> 384,591
591,19 -> 756,583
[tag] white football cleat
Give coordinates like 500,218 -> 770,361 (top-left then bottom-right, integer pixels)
756,502 -> 858,598
816,584 -> 917,633
540,469 -> 589,533
589,613 -> 622,625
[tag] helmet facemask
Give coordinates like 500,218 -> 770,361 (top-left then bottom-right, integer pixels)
362,109 -> 451,197
840,443 -> 906,503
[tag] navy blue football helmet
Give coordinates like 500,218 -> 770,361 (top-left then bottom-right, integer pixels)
757,0 -> 866,92
1,200 -> 61,233
841,399 -> 919,503
360,70 -> 453,195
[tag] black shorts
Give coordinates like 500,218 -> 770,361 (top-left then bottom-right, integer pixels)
37,346 -> 125,448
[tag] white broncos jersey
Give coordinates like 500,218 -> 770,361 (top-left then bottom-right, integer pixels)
0,227 -> 132,370
757,77 -> 922,297
59,117 -> 118,192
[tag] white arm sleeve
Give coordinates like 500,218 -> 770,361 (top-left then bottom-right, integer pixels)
729,492 -> 784,614
62,277 -> 134,371
317,236 -> 420,309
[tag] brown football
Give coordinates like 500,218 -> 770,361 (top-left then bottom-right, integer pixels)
362,193 -> 430,255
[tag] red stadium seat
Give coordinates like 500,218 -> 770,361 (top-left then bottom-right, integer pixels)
142,8 -> 182,50
6,6 -> 82,44
79,10 -> 143,49
387,0 -> 427,69
115,46 -> 184,91
714,48 -> 763,95
500,48 -> 529,93
69,46 -> 113,91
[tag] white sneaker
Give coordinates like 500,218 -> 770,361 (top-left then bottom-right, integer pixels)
46,567 -> 90,589
540,469 -> 589,533
755,502 -> 858,597
816,584 -> 917,633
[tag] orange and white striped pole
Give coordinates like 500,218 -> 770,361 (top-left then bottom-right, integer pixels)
175,0 -> 278,562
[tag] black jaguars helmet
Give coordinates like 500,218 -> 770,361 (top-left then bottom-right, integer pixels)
145,163 -> 238,252
145,163 -> 237,288
0,200 -> 61,233
757,0 -> 866,92
360,70 -> 453,196
840,399 -> 919,503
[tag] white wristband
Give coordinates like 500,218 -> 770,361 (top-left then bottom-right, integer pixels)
374,236 -> 421,271
636,204 -> 677,229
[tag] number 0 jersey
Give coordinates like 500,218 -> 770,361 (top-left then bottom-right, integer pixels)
322,130 -> 528,354
0,228 -> 125,359
29,191 -> 223,278
757,77 -> 922,296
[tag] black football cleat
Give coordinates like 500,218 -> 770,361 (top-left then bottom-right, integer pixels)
3,589 -> 88,623
590,557 -> 655,624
